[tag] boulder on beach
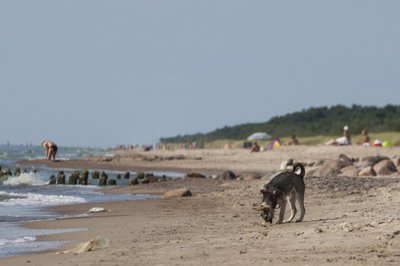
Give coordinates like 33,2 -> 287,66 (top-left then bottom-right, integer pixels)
373,159 -> 397,176
220,170 -> 237,180
358,166 -> 376,177
313,160 -> 344,177
357,155 -> 389,168
88,207 -> 109,213
162,188 -> 192,199
338,154 -> 353,167
339,165 -> 359,177
393,156 -> 400,167
57,236 -> 110,254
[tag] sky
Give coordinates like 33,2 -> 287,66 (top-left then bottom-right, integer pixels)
1,1 -> 399,147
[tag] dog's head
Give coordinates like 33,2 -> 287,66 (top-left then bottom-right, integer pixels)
259,188 -> 283,223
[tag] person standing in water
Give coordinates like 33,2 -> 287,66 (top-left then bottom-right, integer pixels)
41,140 -> 58,160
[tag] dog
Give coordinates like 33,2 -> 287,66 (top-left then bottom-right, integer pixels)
259,162 -> 306,224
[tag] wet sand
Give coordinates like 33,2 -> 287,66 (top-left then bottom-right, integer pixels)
3,146 -> 400,265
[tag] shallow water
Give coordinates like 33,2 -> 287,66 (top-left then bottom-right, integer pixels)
0,145 -> 179,258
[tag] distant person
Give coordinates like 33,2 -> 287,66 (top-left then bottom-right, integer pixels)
41,140 -> 58,160
357,129 -> 370,146
250,142 -> 260,153
325,125 -> 351,146
286,135 -> 300,146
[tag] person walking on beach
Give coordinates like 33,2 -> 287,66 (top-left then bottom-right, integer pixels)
41,140 -> 58,160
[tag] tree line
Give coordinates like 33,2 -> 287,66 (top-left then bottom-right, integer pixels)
159,104 -> 400,143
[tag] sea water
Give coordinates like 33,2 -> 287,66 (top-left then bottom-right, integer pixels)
0,145 -> 182,258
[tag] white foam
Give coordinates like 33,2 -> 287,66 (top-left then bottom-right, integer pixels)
0,191 -> 86,206
0,236 -> 36,246
3,172 -> 48,186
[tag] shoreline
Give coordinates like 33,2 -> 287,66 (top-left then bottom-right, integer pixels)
3,146 -> 400,265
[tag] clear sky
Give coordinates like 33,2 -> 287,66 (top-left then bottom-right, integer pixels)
1,1 -> 399,147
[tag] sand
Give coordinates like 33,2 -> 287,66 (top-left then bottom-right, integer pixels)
4,146 -> 400,265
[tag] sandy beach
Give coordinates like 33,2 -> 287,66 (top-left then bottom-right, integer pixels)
3,146 -> 400,265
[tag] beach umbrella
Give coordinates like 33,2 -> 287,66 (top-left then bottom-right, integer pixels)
247,132 -> 271,140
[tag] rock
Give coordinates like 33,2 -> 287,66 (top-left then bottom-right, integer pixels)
338,154 -> 353,167
49,175 -> 56,185
220,170 -> 237,180
123,172 -> 130,179
128,178 -> 139,185
393,156 -> 400,167
136,172 -> 145,179
98,177 -> 107,186
146,175 -> 161,183
14,168 -> 21,176
56,171 -> 65,184
88,207 -> 108,213
358,155 -> 389,168
161,188 -> 192,199
373,159 -> 397,176
5,169 -> 12,176
107,179 -> 117,186
313,160 -> 345,177
279,159 -> 294,170
185,173 -> 206,179
92,171 -> 100,179
99,172 -> 108,186
339,165 -> 359,177
358,166 -> 377,177
79,170 -> 89,185
57,236 -> 110,254
68,172 -> 80,185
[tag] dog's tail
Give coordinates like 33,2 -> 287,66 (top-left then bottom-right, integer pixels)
292,163 -> 305,179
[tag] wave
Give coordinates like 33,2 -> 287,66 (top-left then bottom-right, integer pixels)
0,236 -> 36,246
0,191 -> 86,206
2,172 -> 48,186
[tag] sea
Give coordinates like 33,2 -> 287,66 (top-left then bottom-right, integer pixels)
0,145 -> 183,258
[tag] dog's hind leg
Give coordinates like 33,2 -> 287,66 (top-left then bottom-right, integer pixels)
285,192 -> 297,223
295,192 -> 306,223
277,198 -> 287,224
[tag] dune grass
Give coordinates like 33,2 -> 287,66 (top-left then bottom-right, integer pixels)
196,131 -> 400,149
159,132 -> 400,150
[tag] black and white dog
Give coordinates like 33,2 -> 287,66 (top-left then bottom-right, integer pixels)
260,163 -> 306,224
